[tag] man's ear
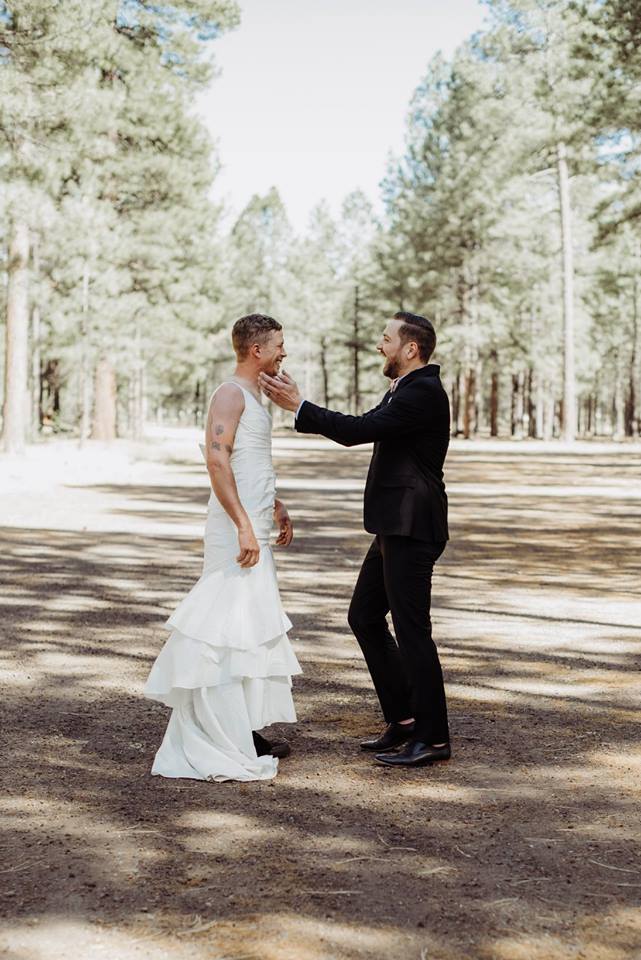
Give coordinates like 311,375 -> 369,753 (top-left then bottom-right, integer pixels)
250,342 -> 262,360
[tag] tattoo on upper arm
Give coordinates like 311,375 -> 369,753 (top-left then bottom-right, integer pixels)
210,440 -> 233,455
215,423 -> 224,436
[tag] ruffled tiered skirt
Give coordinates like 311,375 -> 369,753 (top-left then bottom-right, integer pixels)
144,520 -> 301,782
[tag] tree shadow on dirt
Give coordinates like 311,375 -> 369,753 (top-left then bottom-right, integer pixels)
2,443 -> 641,959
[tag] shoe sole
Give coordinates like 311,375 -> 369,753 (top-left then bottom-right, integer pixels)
374,755 -> 451,767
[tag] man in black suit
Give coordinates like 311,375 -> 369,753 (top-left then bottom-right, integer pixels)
259,312 -> 451,768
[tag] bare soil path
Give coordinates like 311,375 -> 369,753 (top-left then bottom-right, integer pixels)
2,432 -> 641,960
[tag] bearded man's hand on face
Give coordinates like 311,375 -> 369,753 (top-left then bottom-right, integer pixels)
259,370 -> 301,412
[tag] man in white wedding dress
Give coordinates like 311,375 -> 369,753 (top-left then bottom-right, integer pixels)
144,314 -> 302,782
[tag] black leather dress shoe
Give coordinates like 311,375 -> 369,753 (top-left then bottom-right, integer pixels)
375,739 -> 451,767
269,740 -> 291,759
253,731 -> 291,759
360,721 -> 416,752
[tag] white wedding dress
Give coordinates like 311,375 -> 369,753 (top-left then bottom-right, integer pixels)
144,382 -> 302,782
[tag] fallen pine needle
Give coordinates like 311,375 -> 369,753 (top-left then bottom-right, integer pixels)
333,856 -> 389,864
614,882 -> 641,888
454,845 -> 473,859
588,859 -> 637,874
301,890 -> 360,896
490,897 -> 519,905
129,933 -> 167,945
0,859 -> 45,874
176,919 -> 220,936
376,833 -> 417,852
509,877 -> 552,885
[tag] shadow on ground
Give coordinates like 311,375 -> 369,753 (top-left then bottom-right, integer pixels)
1,442 -> 641,960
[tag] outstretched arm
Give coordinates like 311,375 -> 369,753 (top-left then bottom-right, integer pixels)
260,370 -> 427,447
205,384 -> 260,567
295,391 -> 425,446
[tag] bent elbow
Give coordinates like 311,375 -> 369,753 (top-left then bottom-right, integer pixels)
206,455 -> 228,474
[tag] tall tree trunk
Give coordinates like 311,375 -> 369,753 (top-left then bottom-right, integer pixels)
319,336 -> 330,407
30,234 -> 42,436
473,360 -> 483,436
593,371 -> 601,437
352,284 -> 361,414
626,270 -> 639,437
451,371 -> 460,436
193,380 -> 201,426
2,220 -> 30,453
614,354 -> 625,440
556,140 -> 576,443
91,358 -> 117,441
527,368 -> 536,438
489,349 -> 499,438
303,334 -> 312,405
534,375 -> 544,439
128,358 -> 145,441
78,261 -> 91,445
543,386 -> 555,441
462,367 -> 475,439
511,372 -> 524,438
31,307 -> 41,435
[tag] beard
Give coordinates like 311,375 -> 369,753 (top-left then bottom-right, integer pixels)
383,356 -> 401,379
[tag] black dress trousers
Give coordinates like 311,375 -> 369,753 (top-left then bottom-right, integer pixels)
347,534 -> 448,744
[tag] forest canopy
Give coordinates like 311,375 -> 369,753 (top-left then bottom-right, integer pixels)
1,0 -> 640,450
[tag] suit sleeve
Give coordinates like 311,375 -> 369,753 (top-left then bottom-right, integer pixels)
295,383 -> 431,447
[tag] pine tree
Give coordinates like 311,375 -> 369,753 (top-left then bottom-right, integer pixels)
0,0 -> 240,447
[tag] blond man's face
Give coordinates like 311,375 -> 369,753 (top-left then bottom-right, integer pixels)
256,330 -> 287,376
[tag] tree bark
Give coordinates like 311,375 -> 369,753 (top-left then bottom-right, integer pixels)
527,368 -> 537,438
541,383 -> 554,440
489,350 -> 499,438
512,372 -> 525,439
614,354 -> 625,440
474,360 -> 483,436
2,220 -> 30,453
462,367 -> 475,439
193,380 -> 202,426
626,270 -> 639,436
91,358 -> 117,441
534,375 -> 544,439
79,261 -> 91,445
452,370 -> 463,436
31,234 -> 42,436
556,140 -> 576,442
319,336 -> 330,407
352,284 -> 361,414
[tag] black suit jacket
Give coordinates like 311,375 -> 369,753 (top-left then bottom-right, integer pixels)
295,364 -> 449,541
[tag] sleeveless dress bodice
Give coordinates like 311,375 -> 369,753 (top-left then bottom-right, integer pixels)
205,384 -> 276,545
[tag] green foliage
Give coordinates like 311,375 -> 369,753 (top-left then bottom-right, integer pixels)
3,0 -> 641,440
0,0 -> 239,434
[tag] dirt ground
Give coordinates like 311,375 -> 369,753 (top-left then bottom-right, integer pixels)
2,430 -> 641,960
